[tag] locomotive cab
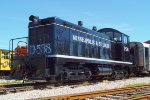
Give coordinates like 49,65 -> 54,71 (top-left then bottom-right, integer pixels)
98,28 -> 130,62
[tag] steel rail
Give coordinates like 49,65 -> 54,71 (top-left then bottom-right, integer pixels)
33,84 -> 150,100
0,81 -> 85,95
0,82 -> 54,95
131,95 -> 150,100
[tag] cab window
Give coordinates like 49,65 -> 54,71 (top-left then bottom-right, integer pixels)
1,51 -> 9,59
1,52 -> 4,58
124,35 -> 128,44
105,32 -> 113,40
114,32 -> 122,41
5,52 -> 9,59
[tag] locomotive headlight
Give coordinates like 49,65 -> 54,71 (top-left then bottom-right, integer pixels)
29,15 -> 40,24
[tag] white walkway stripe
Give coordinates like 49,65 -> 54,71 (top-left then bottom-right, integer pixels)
47,54 -> 132,64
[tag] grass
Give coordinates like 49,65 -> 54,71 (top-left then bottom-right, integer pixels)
126,83 -> 147,87
0,80 -> 23,85
126,83 -> 150,99
132,93 -> 142,99
0,80 -> 33,85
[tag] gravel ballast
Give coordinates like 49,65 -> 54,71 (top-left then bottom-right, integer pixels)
1,77 -> 150,100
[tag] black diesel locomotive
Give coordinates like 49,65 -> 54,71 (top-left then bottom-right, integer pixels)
11,15 -> 150,81
25,15 -> 133,81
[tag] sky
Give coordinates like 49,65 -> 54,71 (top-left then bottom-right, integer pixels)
0,0 -> 150,49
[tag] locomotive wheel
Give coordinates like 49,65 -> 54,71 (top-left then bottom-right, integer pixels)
123,70 -> 129,79
60,73 -> 64,82
85,71 -> 92,80
58,72 -> 67,82
111,71 -> 118,80
111,71 -> 125,80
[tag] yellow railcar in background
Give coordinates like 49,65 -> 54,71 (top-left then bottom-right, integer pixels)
0,49 -> 11,76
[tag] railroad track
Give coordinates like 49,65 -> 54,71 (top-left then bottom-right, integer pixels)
34,84 -> 150,100
0,82 -> 55,95
0,80 -> 93,95
0,79 -> 150,100
0,76 -> 9,79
